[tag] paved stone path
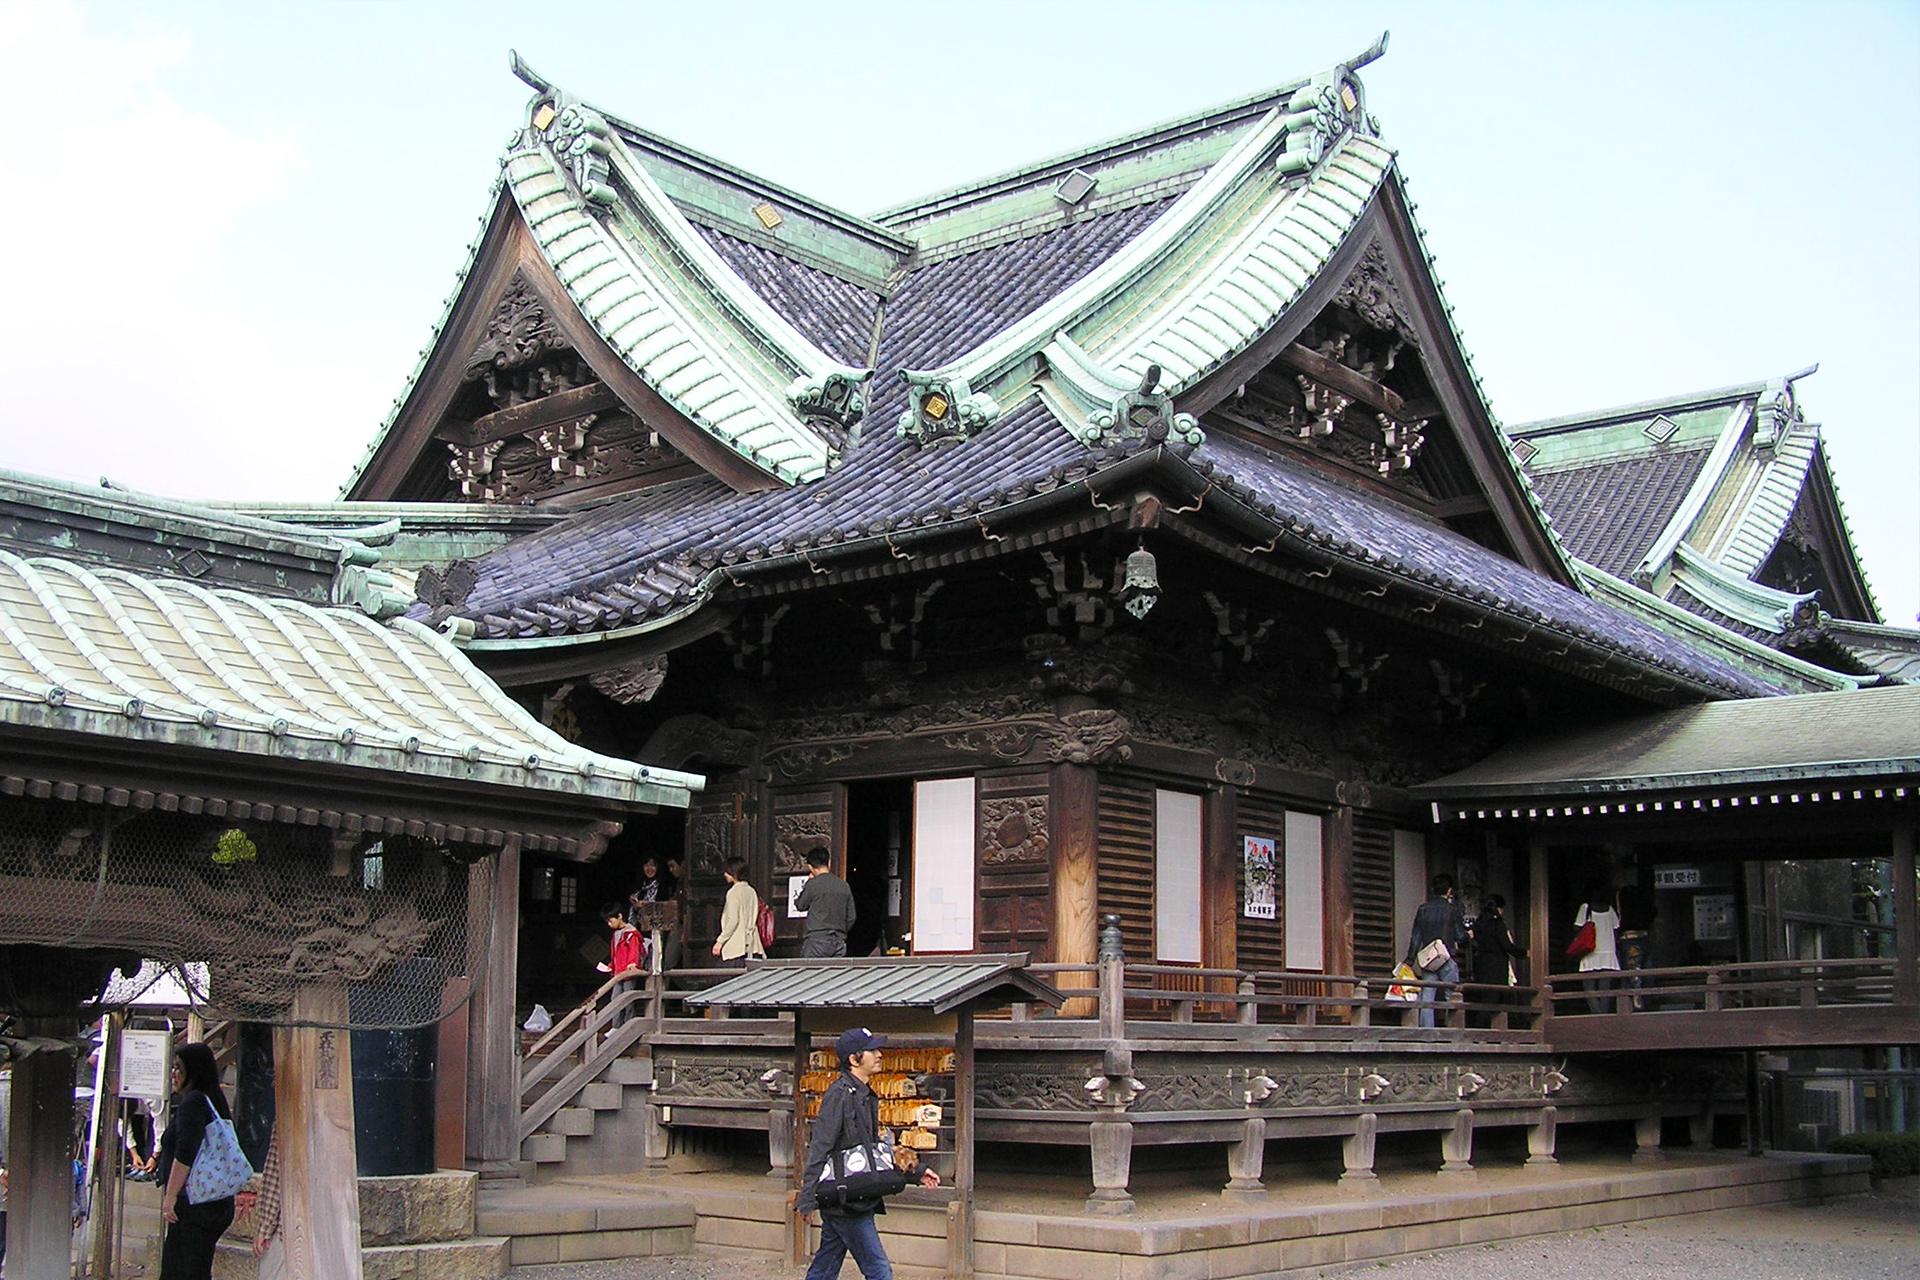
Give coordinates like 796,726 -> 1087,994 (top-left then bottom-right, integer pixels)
506,1180 -> 1919,1280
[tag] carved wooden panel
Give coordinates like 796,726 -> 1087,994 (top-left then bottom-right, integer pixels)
771,786 -> 841,877
977,772 -> 1052,957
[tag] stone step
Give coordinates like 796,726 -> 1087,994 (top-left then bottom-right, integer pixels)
580,1080 -> 626,1110
546,1106 -> 598,1137
477,1181 -> 697,1268
214,1236 -> 508,1280
522,1132 -> 569,1163
603,1057 -> 653,1086
361,1171 -> 480,1245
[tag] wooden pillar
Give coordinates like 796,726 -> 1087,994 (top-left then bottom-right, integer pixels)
1323,805 -> 1356,987
1052,764 -> 1100,1016
788,1010 -> 809,1268
1223,1116 -> 1266,1200
1526,1106 -> 1558,1166
6,1024 -> 77,1280
434,976 -> 470,1170
1633,1114 -> 1665,1163
1893,821 -> 1918,1007
1339,1113 -> 1378,1185
947,1008 -> 976,1279
1205,786 -> 1240,974
466,843 -> 522,1177
1439,1109 -> 1474,1174
273,986 -> 363,1280
1085,1120 -> 1134,1214
1529,838 -> 1552,1023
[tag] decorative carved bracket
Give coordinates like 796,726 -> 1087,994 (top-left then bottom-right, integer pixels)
590,656 -> 669,706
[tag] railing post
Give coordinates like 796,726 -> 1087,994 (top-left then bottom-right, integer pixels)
1237,975 -> 1258,1026
1705,971 -> 1723,1012
1354,980 -> 1371,1028
1098,914 -> 1125,1042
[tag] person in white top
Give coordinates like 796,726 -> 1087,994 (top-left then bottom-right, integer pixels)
712,856 -> 766,966
1575,885 -> 1622,1013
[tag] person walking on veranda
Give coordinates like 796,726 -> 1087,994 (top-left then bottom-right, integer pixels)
795,846 -> 856,958
1405,873 -> 1468,1029
712,856 -> 766,967
796,1027 -> 939,1280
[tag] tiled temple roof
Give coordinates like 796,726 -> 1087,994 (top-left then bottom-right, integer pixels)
1528,447 -> 1715,579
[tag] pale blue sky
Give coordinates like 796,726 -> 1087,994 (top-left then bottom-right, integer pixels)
2,0 -> 1914,622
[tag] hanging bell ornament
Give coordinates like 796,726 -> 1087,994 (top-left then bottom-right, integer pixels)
1118,544 -> 1161,620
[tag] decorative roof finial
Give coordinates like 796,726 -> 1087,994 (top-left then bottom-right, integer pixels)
510,50 -> 553,94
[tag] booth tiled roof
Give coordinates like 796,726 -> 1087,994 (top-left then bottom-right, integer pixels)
685,954 -> 1064,1013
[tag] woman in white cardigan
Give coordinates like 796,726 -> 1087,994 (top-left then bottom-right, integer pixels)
711,856 -> 766,966
1575,884 -> 1622,1013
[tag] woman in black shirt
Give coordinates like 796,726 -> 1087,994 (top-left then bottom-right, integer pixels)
155,1042 -> 236,1280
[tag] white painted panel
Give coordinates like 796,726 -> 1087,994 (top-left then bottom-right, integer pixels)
1155,789 -> 1204,963
1284,811 -> 1324,971
1393,829 -> 1429,960
911,778 -> 976,954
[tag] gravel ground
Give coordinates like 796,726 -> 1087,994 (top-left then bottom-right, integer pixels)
506,1181 -> 1919,1280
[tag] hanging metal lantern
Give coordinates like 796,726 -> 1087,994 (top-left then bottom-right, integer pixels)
1118,543 -> 1161,619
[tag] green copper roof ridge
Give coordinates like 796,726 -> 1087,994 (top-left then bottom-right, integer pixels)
1578,561 -> 1856,694
870,79 -> 1314,227
1671,541 -> 1818,632
1509,367 -> 1824,437
597,111 -> 914,255
1628,401 -> 1754,589
1,468 -> 367,563
903,103 -> 1303,398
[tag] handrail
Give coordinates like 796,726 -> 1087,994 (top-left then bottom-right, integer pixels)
524,968 -> 641,1062
1540,957 -> 1906,1016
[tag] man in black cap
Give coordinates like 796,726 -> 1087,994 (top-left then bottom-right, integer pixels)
795,1027 -> 939,1279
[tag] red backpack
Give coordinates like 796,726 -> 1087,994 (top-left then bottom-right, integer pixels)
755,900 -> 776,952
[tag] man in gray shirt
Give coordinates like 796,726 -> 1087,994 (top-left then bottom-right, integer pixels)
794,847 -> 855,957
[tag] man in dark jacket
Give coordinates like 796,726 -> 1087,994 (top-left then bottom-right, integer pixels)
795,1027 -> 938,1279
1405,873 -> 1469,1029
795,847 -> 856,958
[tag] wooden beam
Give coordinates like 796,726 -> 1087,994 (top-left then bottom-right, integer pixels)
1323,805 -> 1356,986
1052,764 -> 1100,1017
7,1022 -> 77,1280
466,845 -> 522,1177
273,988 -> 364,1280
950,1008 -> 976,1280
1545,1003 -> 1920,1053
436,380 -> 623,448
1278,342 -> 1412,421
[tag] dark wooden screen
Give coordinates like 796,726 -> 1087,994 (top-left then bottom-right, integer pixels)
1095,777 -> 1155,964
1352,813 -> 1398,981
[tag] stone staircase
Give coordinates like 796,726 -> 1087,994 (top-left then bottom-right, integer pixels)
476,1176 -> 696,1267
521,1053 -> 656,1175
210,1171 -> 507,1280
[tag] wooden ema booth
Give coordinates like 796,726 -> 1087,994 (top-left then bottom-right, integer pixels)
687,954 -> 1065,1278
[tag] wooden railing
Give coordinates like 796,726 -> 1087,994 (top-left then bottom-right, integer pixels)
644,959 -> 1543,1037
1541,957 -> 1907,1019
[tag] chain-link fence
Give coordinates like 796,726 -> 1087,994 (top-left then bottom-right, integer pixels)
0,796 -> 490,1029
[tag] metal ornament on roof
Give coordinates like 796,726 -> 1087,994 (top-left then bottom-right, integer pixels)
897,375 -> 1001,446
786,370 -> 871,444
1078,364 -> 1204,450
520,92 -> 615,206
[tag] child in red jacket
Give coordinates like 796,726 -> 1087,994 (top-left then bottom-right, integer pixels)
595,904 -> 646,1032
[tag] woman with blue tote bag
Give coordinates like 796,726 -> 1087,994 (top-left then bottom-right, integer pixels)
156,1042 -> 251,1279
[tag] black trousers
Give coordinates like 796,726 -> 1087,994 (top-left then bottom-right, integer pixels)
159,1196 -> 236,1280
